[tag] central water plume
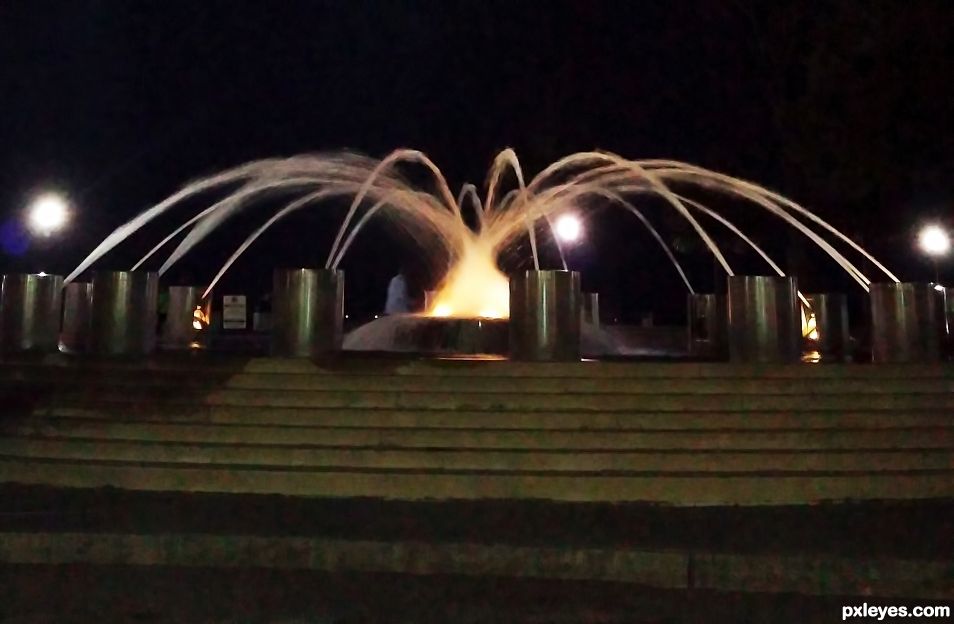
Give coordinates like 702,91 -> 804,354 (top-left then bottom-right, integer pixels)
65,149 -> 899,322
428,239 -> 510,318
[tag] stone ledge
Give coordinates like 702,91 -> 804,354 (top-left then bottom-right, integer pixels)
3,458 -> 953,504
2,437 -> 949,472
31,405 -> 954,430
0,532 -> 949,599
10,369 -> 954,394
6,355 -> 954,379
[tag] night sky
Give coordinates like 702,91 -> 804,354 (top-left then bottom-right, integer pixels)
1,1 -> 952,322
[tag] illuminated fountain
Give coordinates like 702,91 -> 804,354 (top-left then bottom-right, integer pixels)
56,148 -> 903,359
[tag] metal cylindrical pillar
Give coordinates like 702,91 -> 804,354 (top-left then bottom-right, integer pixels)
804,293 -> 850,360
89,271 -> 159,356
271,268 -> 344,357
870,282 -> 940,363
60,282 -> 93,353
0,273 -> 63,354
727,275 -> 800,363
582,292 -> 600,327
509,270 -> 581,361
940,287 -> 954,359
162,286 -> 202,349
687,293 -> 727,359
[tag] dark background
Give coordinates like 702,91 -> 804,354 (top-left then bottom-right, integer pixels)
1,0 -> 952,322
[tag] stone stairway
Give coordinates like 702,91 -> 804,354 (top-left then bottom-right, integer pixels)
1,355 -> 953,505
1,355 -> 953,605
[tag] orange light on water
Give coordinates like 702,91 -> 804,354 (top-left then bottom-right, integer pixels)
425,241 -> 510,319
193,304 -> 210,330
800,305 -> 819,341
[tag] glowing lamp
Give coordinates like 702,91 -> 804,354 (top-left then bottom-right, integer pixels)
919,225 -> 950,257
28,193 -> 69,235
555,214 -> 582,243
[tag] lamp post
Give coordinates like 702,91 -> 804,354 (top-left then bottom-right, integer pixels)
918,224 -> 950,284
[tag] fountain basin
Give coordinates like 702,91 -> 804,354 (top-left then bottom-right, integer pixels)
344,315 -> 508,356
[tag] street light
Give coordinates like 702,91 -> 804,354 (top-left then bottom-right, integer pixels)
919,224 -> 950,283
27,193 -> 69,236
554,214 -> 582,244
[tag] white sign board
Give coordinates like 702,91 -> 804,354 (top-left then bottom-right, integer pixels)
222,295 -> 247,329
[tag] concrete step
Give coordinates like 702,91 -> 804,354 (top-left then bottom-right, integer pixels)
6,356 -> 954,379
16,387 -> 954,411
4,356 -> 954,507
7,419 -> 953,450
0,455 -> 950,504
1,531 -> 949,600
4,485 -> 948,558
1,437 -> 950,472
8,369 -> 954,394
32,405 -> 954,431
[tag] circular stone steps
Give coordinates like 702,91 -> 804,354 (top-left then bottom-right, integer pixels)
1,356 -> 953,506
0,455 -> 950,504
0,437 -> 949,472
13,386 -> 954,411
31,405 -> 954,430
7,419 -> 953,450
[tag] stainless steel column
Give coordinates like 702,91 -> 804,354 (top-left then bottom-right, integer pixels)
582,292 -> 600,327
89,271 -> 159,356
870,282 -> 940,363
271,268 -> 344,357
162,286 -> 202,349
60,282 -> 93,353
805,293 -> 850,360
687,293 -> 727,359
940,286 -> 954,359
0,273 -> 63,354
727,275 -> 800,363
509,270 -> 581,361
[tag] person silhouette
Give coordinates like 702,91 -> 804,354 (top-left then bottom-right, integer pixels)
384,266 -> 411,315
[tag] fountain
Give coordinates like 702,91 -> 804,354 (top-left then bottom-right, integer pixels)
804,293 -> 850,361
688,293 -> 727,359
869,283 -> 942,363
61,148 -> 903,360
272,268 -> 343,357
60,281 -> 93,353
727,275 -> 801,363
89,271 -> 159,356
510,270 -> 581,361
160,285 -> 203,349
0,273 -> 63,354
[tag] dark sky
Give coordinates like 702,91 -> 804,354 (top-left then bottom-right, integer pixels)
1,0 -> 952,321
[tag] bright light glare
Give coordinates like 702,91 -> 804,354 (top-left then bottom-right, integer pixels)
424,240 -> 510,318
192,305 -> 210,330
555,214 -> 582,243
28,193 -> 69,234
800,306 -> 818,340
919,225 -> 950,257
